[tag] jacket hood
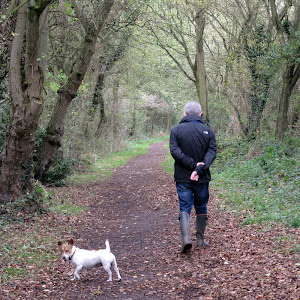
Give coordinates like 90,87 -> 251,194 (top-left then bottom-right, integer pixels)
179,115 -> 204,124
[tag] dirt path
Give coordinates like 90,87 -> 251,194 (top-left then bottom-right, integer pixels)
5,142 -> 299,299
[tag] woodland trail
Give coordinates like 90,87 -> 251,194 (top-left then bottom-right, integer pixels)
4,141 -> 299,299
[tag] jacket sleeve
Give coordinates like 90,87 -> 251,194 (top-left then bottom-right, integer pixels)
201,130 -> 217,169
170,129 -> 197,170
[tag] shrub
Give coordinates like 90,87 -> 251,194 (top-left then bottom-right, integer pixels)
41,157 -> 75,186
34,128 -> 76,185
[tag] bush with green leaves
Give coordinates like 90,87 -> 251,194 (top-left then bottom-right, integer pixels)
41,157 -> 75,186
34,128 -> 76,185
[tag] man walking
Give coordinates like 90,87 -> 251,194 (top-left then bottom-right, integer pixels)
170,101 -> 217,253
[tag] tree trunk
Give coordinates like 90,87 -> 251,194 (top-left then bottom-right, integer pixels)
0,2 -> 51,203
129,101 -> 136,137
166,114 -> 171,133
93,71 -> 107,137
269,0 -> 300,139
112,78 -> 119,139
194,5 -> 208,121
34,0 -> 114,180
246,70 -> 269,139
275,63 -> 300,139
91,72 -> 105,118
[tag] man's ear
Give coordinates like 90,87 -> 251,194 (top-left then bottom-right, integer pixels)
199,112 -> 202,117
68,239 -> 74,245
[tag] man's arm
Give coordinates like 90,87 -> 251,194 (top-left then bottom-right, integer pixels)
202,131 -> 217,169
170,129 -> 197,170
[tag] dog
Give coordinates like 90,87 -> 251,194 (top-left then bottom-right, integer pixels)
58,239 -> 121,282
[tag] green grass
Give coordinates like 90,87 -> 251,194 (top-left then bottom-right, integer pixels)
211,135 -> 300,228
161,141 -> 174,174
68,136 -> 168,184
49,202 -> 87,215
0,223 -> 60,283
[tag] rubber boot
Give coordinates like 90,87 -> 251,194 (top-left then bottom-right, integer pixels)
196,215 -> 209,247
179,212 -> 192,253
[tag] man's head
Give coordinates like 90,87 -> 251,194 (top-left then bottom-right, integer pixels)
184,101 -> 202,116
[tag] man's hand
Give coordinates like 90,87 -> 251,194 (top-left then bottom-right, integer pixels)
190,162 -> 204,181
190,171 -> 199,181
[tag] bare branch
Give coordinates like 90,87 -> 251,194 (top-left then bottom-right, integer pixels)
71,0 -> 93,32
157,41 -> 195,83
269,0 -> 283,33
0,98 -> 8,105
0,0 -> 29,25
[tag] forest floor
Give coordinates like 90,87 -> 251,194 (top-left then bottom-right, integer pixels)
1,141 -> 299,299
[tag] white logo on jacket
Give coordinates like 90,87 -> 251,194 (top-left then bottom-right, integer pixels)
203,131 -> 208,134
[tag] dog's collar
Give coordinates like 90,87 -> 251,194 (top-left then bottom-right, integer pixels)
69,247 -> 76,261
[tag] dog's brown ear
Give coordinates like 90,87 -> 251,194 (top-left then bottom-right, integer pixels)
58,241 -> 62,246
68,239 -> 74,245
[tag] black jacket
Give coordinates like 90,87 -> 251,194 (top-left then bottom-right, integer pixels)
170,115 -> 217,183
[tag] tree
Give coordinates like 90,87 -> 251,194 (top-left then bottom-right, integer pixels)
267,0 -> 300,139
34,0 -> 115,180
0,0 -> 53,203
90,2 -> 139,136
207,0 -> 276,138
144,0 -> 210,120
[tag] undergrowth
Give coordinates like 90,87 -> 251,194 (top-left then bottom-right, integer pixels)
0,181 -> 52,226
211,134 -> 299,228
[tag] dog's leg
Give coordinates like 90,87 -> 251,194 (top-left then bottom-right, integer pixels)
72,265 -> 83,280
102,263 -> 113,282
112,258 -> 121,281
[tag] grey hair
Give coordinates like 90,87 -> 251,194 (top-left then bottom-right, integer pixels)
184,101 -> 202,115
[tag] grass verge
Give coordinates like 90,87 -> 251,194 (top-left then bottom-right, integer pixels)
211,135 -> 299,228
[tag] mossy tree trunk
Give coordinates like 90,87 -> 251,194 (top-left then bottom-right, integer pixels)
268,0 -> 300,139
0,0 -> 52,203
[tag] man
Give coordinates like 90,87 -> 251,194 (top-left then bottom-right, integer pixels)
170,101 -> 217,253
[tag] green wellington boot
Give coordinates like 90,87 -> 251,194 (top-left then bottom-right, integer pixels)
179,212 -> 192,253
196,215 -> 209,247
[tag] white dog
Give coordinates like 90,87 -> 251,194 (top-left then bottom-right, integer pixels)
58,239 -> 121,282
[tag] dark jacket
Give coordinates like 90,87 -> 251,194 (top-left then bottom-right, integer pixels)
169,114 -> 217,183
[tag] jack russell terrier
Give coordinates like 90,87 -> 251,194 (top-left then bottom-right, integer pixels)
58,239 -> 121,282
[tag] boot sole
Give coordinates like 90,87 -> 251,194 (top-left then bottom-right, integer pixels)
182,243 -> 192,253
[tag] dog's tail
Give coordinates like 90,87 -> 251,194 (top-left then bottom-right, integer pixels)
105,240 -> 111,252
